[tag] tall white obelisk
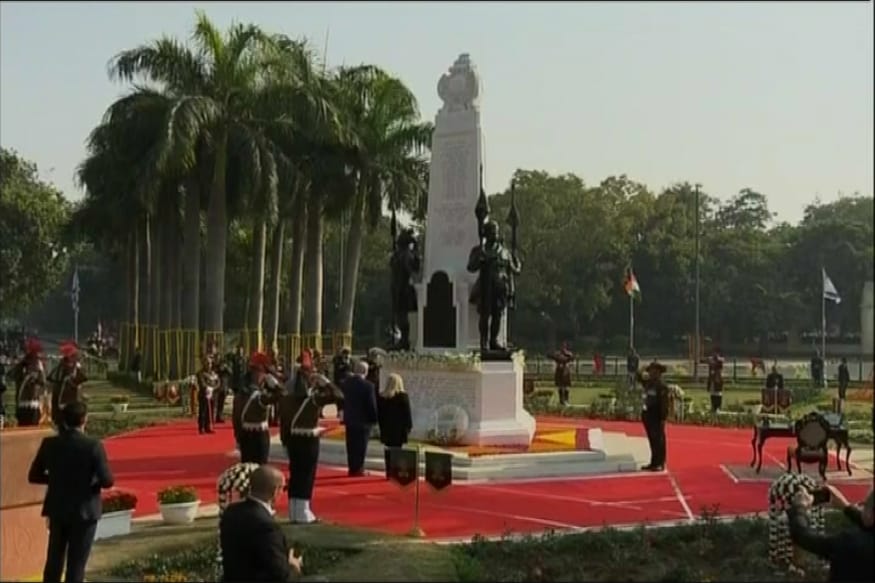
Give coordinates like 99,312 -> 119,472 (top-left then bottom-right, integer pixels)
413,53 -> 506,352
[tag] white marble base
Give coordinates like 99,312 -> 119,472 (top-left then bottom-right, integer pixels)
381,358 -> 535,447
267,427 -> 640,481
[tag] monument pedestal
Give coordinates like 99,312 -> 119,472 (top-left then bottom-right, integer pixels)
1,428 -> 51,582
381,356 -> 535,447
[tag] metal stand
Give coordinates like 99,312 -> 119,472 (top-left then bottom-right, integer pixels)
407,446 -> 425,538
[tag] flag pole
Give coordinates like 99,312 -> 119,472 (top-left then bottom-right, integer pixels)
73,264 -> 79,345
821,268 -> 827,388
407,445 -> 425,538
629,293 -> 635,350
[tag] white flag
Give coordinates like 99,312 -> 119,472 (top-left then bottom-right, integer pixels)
822,268 -> 841,304
71,267 -> 80,312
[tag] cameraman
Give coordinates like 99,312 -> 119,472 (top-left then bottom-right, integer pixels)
789,485 -> 874,582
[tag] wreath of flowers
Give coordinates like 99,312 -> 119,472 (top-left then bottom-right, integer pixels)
384,350 -> 526,372
426,404 -> 469,446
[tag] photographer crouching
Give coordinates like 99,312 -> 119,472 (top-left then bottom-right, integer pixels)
789,485 -> 874,582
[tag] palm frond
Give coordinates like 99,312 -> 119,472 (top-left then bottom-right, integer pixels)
108,38 -> 206,93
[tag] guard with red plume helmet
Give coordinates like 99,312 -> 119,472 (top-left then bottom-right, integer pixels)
11,338 -> 47,426
47,341 -> 88,427
195,353 -> 220,435
233,351 -> 284,464
277,350 -> 344,523
25,337 -> 43,358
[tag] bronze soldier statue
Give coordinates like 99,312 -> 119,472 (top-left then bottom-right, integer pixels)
467,220 -> 521,352
389,227 -> 420,351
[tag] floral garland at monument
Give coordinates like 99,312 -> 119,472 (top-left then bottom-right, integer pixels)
382,350 -> 526,372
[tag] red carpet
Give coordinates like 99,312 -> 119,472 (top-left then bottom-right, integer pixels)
103,418 -> 873,540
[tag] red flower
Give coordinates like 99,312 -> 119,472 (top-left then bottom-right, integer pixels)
102,490 -> 138,513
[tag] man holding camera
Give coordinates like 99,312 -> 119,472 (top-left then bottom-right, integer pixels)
789,485 -> 874,582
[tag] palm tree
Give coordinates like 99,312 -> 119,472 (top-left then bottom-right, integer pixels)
332,66 -> 432,338
75,88 -> 177,374
255,40 -> 352,354
109,12 -> 281,345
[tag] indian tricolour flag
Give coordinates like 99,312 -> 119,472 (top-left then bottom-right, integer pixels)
624,269 -> 641,298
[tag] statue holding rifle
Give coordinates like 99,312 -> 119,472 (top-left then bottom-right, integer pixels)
467,171 -> 522,353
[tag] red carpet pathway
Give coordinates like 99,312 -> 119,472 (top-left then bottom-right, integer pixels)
103,418 -> 873,541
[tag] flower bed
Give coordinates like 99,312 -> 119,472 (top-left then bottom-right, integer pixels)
96,490 -> 138,540
157,485 -> 200,524
453,511 -> 849,582
103,490 -> 138,513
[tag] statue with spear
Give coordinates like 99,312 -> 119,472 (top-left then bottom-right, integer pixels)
467,169 -> 522,353
389,208 -> 421,351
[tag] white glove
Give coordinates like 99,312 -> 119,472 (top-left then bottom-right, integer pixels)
309,373 -> 330,388
264,374 -> 280,390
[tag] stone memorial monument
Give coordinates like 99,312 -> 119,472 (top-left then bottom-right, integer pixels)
382,53 -> 536,447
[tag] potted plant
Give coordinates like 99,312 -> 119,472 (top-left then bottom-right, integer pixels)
110,395 -> 130,414
96,490 -> 137,540
157,485 -> 200,524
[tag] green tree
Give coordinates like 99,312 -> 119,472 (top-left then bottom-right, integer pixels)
0,148 -> 72,318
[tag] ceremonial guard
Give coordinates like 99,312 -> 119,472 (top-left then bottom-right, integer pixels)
226,345 -> 248,445
279,351 -> 344,524
214,353 -> 231,424
196,354 -> 220,434
236,352 -> 283,463
12,338 -> 47,427
47,341 -> 87,427
551,343 -> 574,406
703,349 -> 725,412
636,360 -> 670,471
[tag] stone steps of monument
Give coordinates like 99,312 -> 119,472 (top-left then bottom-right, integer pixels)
600,431 -> 651,466
269,435 -> 640,481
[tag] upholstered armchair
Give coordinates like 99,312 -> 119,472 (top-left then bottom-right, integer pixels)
787,412 -> 831,480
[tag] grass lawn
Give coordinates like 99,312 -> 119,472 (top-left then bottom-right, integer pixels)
539,380 -> 872,420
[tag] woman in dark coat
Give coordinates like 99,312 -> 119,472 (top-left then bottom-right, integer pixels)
377,373 -> 413,479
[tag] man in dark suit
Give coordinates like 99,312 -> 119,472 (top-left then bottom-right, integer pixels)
28,401 -> 114,583
220,465 -> 303,582
789,485 -> 874,582
340,360 -> 378,476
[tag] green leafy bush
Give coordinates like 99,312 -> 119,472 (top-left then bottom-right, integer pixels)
454,512 -> 851,582
109,543 -> 358,581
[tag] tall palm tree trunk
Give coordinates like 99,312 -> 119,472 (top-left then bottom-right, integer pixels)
160,212 -> 174,380
181,184 -> 201,377
285,197 -> 307,337
337,187 -> 367,337
248,219 -> 268,352
121,229 -> 133,370
203,131 -> 229,347
129,221 -> 140,371
302,196 -> 324,351
140,215 -> 150,351
146,213 -> 162,379
265,220 -> 285,352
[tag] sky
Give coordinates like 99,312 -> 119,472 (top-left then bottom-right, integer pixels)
1,1 -> 872,224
